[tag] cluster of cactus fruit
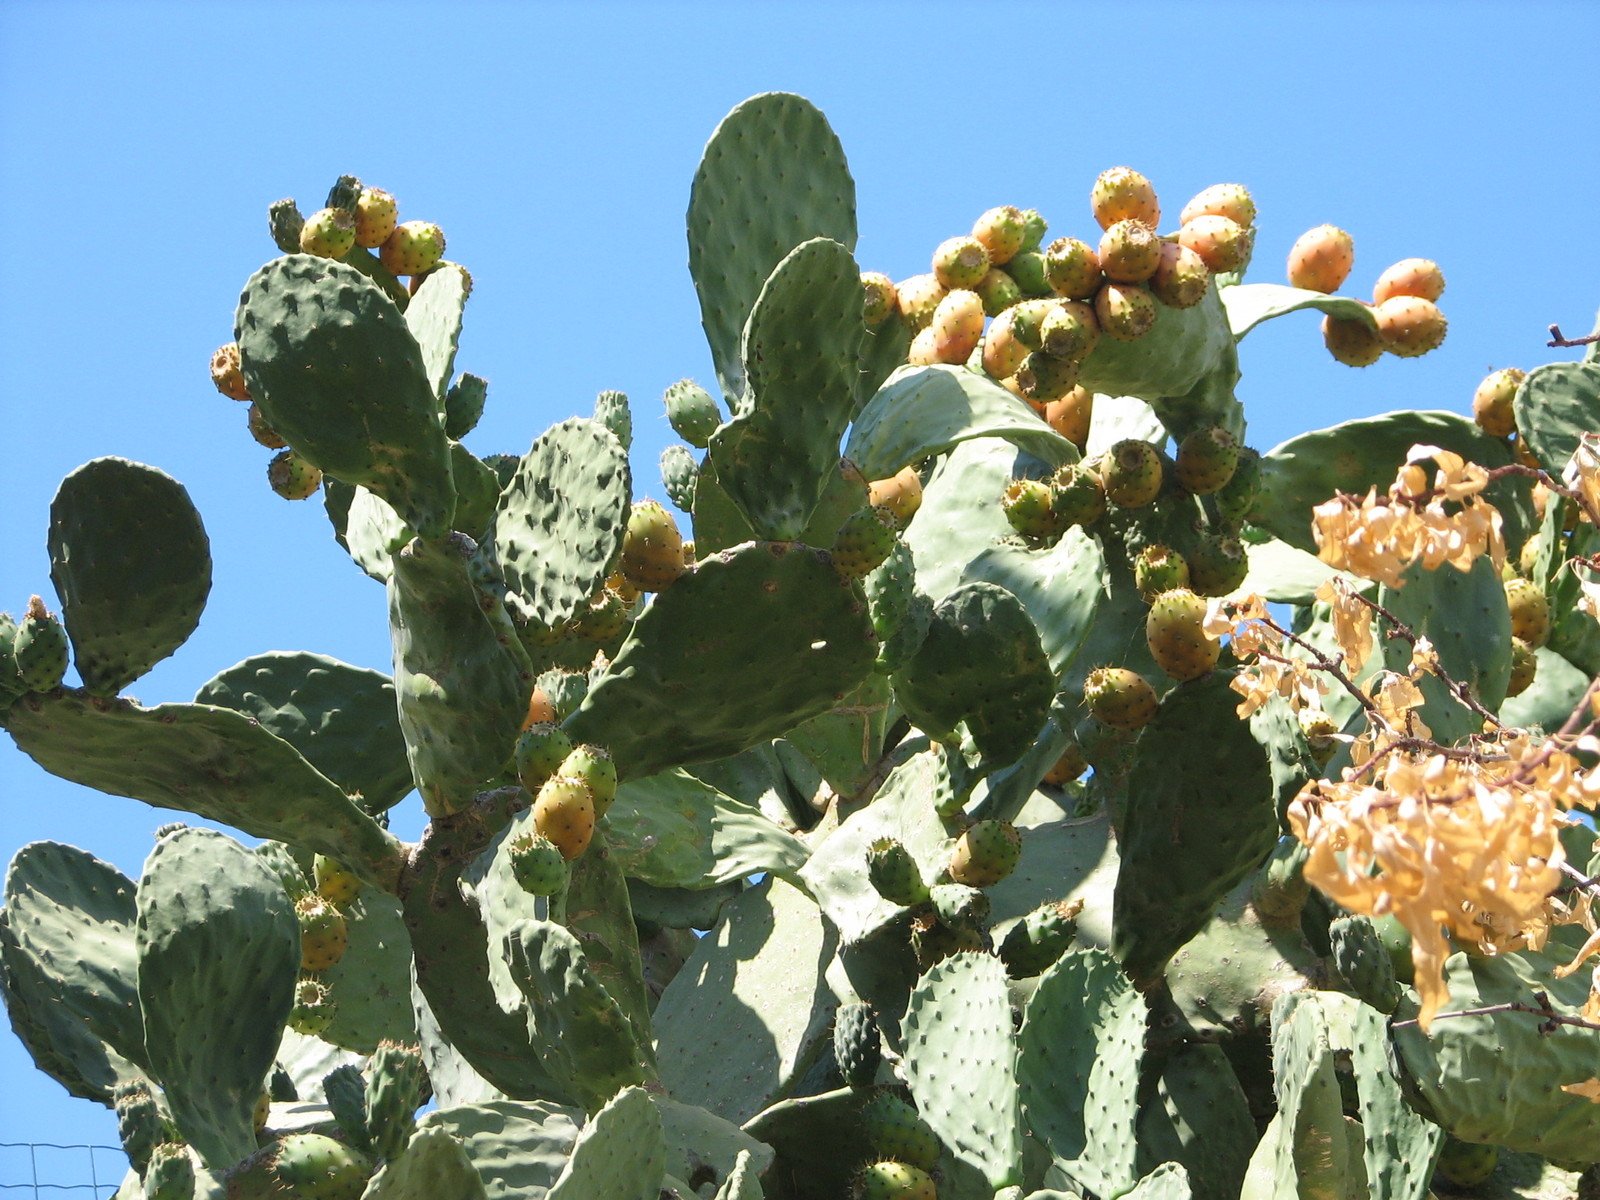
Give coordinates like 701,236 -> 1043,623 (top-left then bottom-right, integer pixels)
7,90 -> 1600,1200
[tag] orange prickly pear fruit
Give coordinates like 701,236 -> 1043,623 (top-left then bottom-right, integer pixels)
1373,257 -> 1445,304
972,204 -> 1027,265
295,894 -> 349,971
1180,183 -> 1256,228
210,343 -> 250,401
1286,225 -> 1354,293
869,467 -> 923,526
1084,666 -> 1159,731
1322,312 -> 1385,367
932,235 -> 990,290
1179,214 -> 1252,274
1091,166 -> 1160,229
1373,296 -> 1448,357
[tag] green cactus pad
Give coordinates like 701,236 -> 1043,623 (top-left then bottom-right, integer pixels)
741,1088 -> 868,1200
135,828 -> 299,1168
46,457 -> 211,696
653,1096 -> 774,1196
847,365 -> 1078,481
660,445 -> 699,513
545,1085 -> 665,1200
1017,948 -> 1146,1198
856,314 -> 914,414
784,674 -> 893,796
1112,674 -> 1286,985
388,534 -> 530,816
362,1127 -> 488,1200
1119,1162 -> 1195,1199
444,372 -> 490,441
3,691 -> 404,890
1512,359 -> 1600,475
323,481 -> 407,584
1248,993 -> 1356,1200
1078,282 -> 1233,405
893,581 -> 1054,765
235,255 -> 455,537
708,237 -> 864,540
451,442 -> 504,542
313,890 -> 415,1052
195,652 -> 413,814
1221,283 -> 1379,340
687,92 -> 856,402
478,418 -> 631,632
404,262 -> 471,402
563,541 -> 875,781
710,1148 -> 764,1200
899,952 -> 1022,1190
416,1100 -> 584,1199
1135,1043 -> 1256,1200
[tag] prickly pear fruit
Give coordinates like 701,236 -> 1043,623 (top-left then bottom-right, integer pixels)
1373,257 -> 1446,304
1100,439 -> 1163,507
1373,296 -> 1448,357
832,505 -> 899,579
867,837 -> 929,907
972,204 -> 1027,265
620,499 -> 686,592
981,308 -> 1029,379
1149,242 -> 1210,309
366,1041 -> 427,1163
1043,237 -> 1102,299
352,187 -> 397,249
515,722 -> 574,796
854,1160 -> 937,1200
1433,1137 -> 1498,1188
1472,367 -> 1525,439
267,450 -> 322,501
558,743 -> 617,817
378,219 -> 445,276
1299,709 -> 1340,768
896,273 -> 947,331
928,289 -> 984,363
1504,577 -> 1550,646
833,1002 -> 881,1089
1321,311 -> 1385,367
1084,666 -> 1159,730
1002,479 -> 1059,540
254,1088 -> 270,1133
1507,636 -> 1537,697
1043,743 -> 1088,786
574,585 -> 629,642
295,894 -> 349,971
1186,533 -> 1249,596
1251,838 -> 1310,926
860,1092 -> 942,1171
929,881 -> 990,935
1050,464 -> 1108,528
1039,300 -> 1099,362
1178,214 -> 1252,274
1017,208 -> 1048,253
1134,544 -> 1190,603
948,819 -> 1022,888
1042,385 -> 1094,450
869,467 -> 923,526
664,379 -> 721,448
998,899 -> 1082,977
13,596 -> 67,693
1008,299 -> 1056,352
247,403 -> 286,449
1004,250 -> 1051,298
861,272 -> 898,327
263,1132 -> 374,1200
1180,183 -> 1256,229
144,1143 -> 194,1200
1213,447 -> 1262,527
533,775 -> 596,860
1174,426 -> 1240,495
1329,915 -> 1402,1013
298,207 -> 356,260
1286,224 -> 1354,293
210,342 -> 250,401
288,977 -> 336,1037
1094,281 -> 1158,342
1097,219 -> 1162,284
1146,588 -> 1220,681
973,267 -> 1022,317
1091,166 -> 1160,229
1016,351 -> 1080,404
507,830 -> 569,896
313,855 -> 361,908
114,1082 -> 164,1175
932,235 -> 990,290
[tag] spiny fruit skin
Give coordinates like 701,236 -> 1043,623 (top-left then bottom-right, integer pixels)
210,342 -> 251,401
620,499 -> 686,591
981,309 -> 1029,379
1213,448 -> 1261,527
1472,367 -> 1526,438
861,272 -> 898,327
113,1082 -> 163,1174
927,288 -> 985,363
288,977 -> 336,1037
1149,242 -> 1211,309
932,235 -> 990,290
1299,709 -> 1340,768
1507,636 -> 1537,697
1329,915 -> 1402,1014
1041,385 -> 1093,450
1002,479 -> 1058,540
295,893 -> 350,971
1017,208 -> 1048,253
145,1143 -> 194,1200
1146,587 -> 1220,681
1039,301 -> 1099,363
854,1160 -> 937,1200
1094,281 -> 1158,342
266,1132 -> 375,1200
14,596 -> 68,693
313,855 -> 361,908
1016,351 -> 1079,403
268,450 -> 322,501
353,187 -> 398,249
298,207 -> 356,260
860,1092 -> 942,1172
1134,544 -> 1190,602
1286,225 -> 1354,293
1091,166 -> 1160,229
867,837 -> 929,907
832,505 -> 899,579
869,467 -> 923,526
1433,1136 -> 1498,1189
558,743 -> 617,817
663,379 -> 721,448
1097,219 -> 1162,284
1180,182 -> 1256,229
928,881 -> 989,935
948,819 -> 1022,888
1004,250 -> 1051,298
974,267 -> 1022,317
1373,296 -> 1448,357
998,899 -> 1082,978
1042,743 -> 1088,785
1043,237 -> 1102,299
378,219 -> 445,276
533,774 -> 596,860
1321,311 -> 1385,367
1100,439 -> 1163,508
1187,534 -> 1250,596
1373,257 -> 1445,304
508,830 -> 569,896
1174,426 -> 1241,495
896,273 -> 947,331
522,687 -> 558,730
833,1002 -> 881,1089
1084,666 -> 1159,730
972,204 -> 1026,264
1504,577 -> 1550,646
573,586 -> 628,642
1008,299 -> 1056,352
1050,464 -> 1108,528
1179,214 -> 1251,274
247,403 -> 287,449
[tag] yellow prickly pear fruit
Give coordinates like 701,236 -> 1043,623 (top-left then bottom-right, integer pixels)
1090,166 -> 1160,230
620,500 -> 686,592
1145,588 -> 1220,681
1084,666 -> 1159,731
1150,242 -> 1211,309
295,894 -> 349,972
379,220 -> 446,276
1506,637 -> 1537,697
254,1089 -> 271,1133
948,819 -> 1022,888
1039,301 -> 1099,363
861,272 -> 898,327
1286,225 -> 1354,293
1133,544 -> 1190,603
1180,183 -> 1256,229
868,467 -> 923,526
1472,367 -> 1525,439
1041,386 -> 1093,451
928,289 -> 985,363
972,204 -> 1027,265
267,450 -> 322,501
1178,214 -> 1252,274
982,308 -> 1030,380
1174,426 -> 1241,495
854,1160 -> 937,1200
1099,439 -> 1163,508
299,207 -> 356,260
1373,296 -> 1448,357
1043,237 -> 1102,300
973,267 -> 1022,316
1504,577 -> 1550,646
314,855 -> 361,908
1016,352 -> 1080,404
932,235 -> 990,290
1097,219 -> 1162,284
210,342 -> 250,401
533,775 -> 597,861
353,187 -> 398,249
1094,281 -> 1158,342
896,273 -> 947,331
558,744 -> 617,818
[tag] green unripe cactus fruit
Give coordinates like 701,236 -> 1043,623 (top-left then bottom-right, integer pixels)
1149,242 -> 1211,309
1187,533 -> 1249,596
1017,351 -> 1079,402
1084,666 -> 1159,730
298,208 -> 356,260
314,855 -> 361,908
533,774 -> 596,860
1100,439 -> 1163,508
267,450 -> 322,501
1004,250 -> 1051,298
295,893 -> 349,972
210,342 -> 250,401
1097,219 -> 1161,284
507,831 -> 569,897
254,1089 -> 270,1134
378,219 -> 445,276
1008,298 -> 1055,352
663,379 -> 721,448
144,1143 -> 194,1200
1251,838 -> 1310,926
867,838 -> 929,907
114,1082 -> 165,1176
558,743 -> 617,817
1002,478 -> 1059,540
1213,447 -> 1262,527
366,1042 -> 428,1163
1133,543 -> 1190,603
246,402 -> 286,449
854,1160 -> 937,1200
1039,300 -> 1099,362
259,1132 -> 375,1200
1174,426 -> 1241,495
948,819 -> 1022,888
515,721 -> 575,795
861,271 -> 898,327
860,1092 -> 942,1171
1043,237 -> 1101,299
1051,465 -> 1108,528
998,899 -> 1082,977
288,977 -> 336,1037
833,1002 -> 881,1089
1504,577 -> 1550,646
973,267 -> 1022,317
1017,207 -> 1048,253
321,1066 -> 369,1153
1146,587 -> 1220,681
660,443 -> 699,513
932,235 -> 989,290
13,596 -> 68,692
832,505 -> 899,579
1094,281 -> 1158,342
1433,1136 -> 1499,1188
1329,915 -> 1402,1013
353,187 -> 397,249
928,881 -> 989,937
620,499 -> 686,592
972,204 -> 1026,265
1507,636 -> 1537,697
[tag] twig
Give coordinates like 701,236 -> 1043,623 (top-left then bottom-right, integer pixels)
1351,592 -> 1505,730
1391,990 -> 1600,1034
1548,324 -> 1600,349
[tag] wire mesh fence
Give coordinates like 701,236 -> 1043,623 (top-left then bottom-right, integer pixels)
0,1144 -> 126,1199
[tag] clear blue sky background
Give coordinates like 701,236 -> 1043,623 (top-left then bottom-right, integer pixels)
1,0 -> 1597,1184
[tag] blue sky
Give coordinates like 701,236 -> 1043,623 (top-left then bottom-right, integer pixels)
1,0 -> 1597,1179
